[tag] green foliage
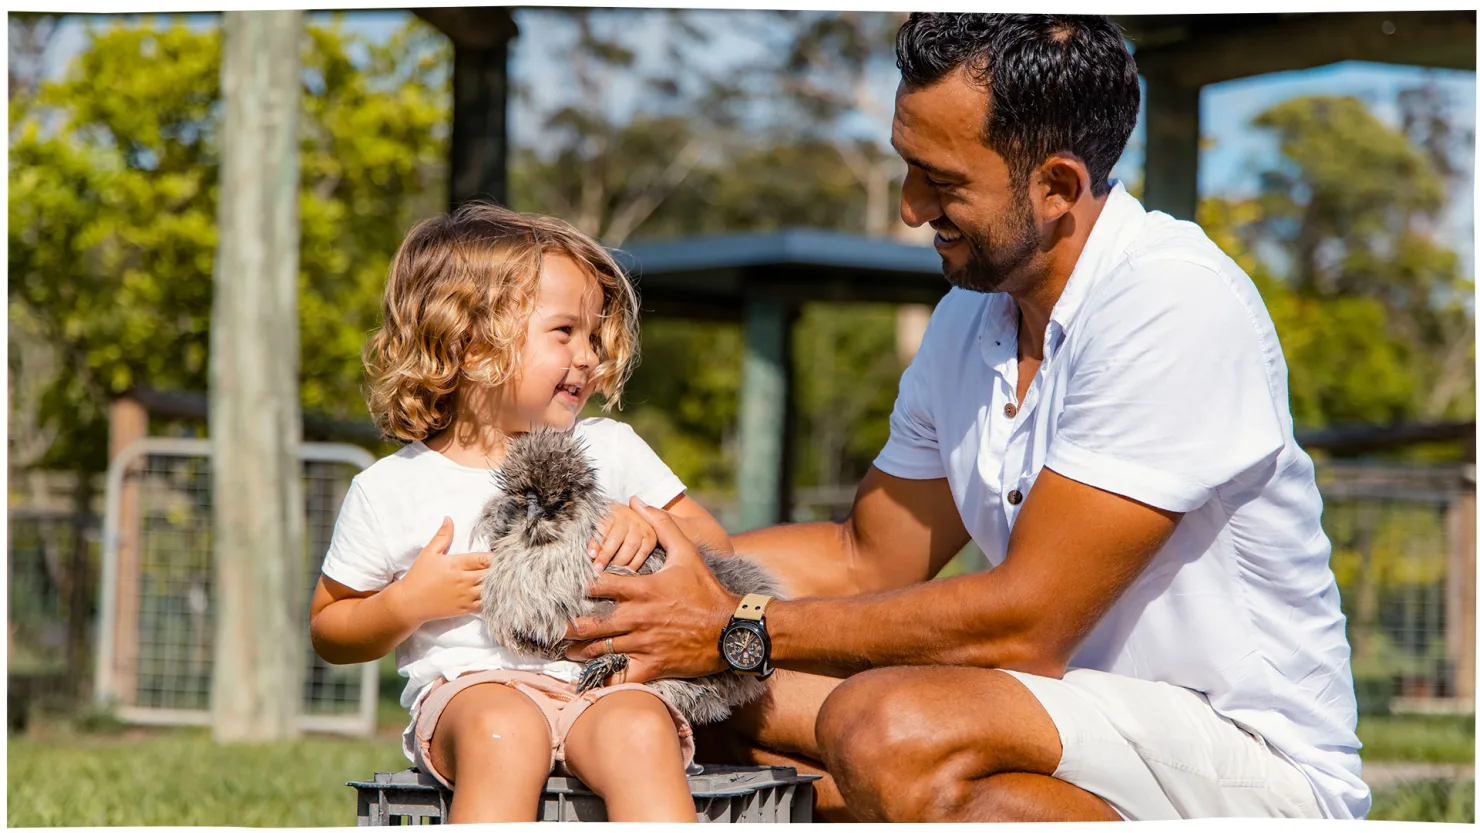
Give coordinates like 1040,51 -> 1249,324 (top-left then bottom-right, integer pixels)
8,16 -> 449,475
792,303 -> 902,488
590,320 -> 744,493
1240,91 -> 1475,428
11,12 -> 1473,504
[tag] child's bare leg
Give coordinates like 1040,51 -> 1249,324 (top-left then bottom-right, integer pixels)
427,684 -> 553,823
562,690 -> 696,822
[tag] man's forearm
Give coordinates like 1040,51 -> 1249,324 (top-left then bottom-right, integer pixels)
732,521 -> 867,598
762,569 -> 1062,679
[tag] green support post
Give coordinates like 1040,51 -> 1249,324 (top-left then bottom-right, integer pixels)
736,298 -> 795,533
1141,74 -> 1202,222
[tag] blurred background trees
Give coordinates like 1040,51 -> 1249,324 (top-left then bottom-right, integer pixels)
9,10 -> 1474,495
6,11 -> 1474,823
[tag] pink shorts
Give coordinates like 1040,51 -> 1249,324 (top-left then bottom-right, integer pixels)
412,669 -> 697,789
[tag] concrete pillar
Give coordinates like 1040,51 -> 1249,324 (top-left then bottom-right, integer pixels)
736,298 -> 795,532
1142,75 -> 1202,222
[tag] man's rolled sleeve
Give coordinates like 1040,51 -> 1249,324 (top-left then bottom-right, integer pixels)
1045,261 -> 1285,513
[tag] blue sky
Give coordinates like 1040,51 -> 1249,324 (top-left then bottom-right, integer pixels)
38,9 -> 1476,272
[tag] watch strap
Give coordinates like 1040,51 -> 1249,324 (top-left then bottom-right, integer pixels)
733,593 -> 773,622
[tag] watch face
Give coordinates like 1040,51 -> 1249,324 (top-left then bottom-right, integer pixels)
722,624 -> 765,671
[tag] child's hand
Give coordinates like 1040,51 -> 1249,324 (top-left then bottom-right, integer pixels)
589,502 -> 659,572
389,517 -> 491,626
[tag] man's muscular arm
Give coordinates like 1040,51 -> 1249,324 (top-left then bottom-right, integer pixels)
567,466 -> 1180,681
729,466 -> 972,599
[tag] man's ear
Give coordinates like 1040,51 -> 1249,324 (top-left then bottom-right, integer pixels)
1035,155 -> 1091,222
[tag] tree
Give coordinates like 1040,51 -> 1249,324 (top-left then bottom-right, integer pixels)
771,11 -> 910,238
507,8 -> 758,246
507,10 -> 919,497
1245,93 -> 1474,425
8,15 -> 450,478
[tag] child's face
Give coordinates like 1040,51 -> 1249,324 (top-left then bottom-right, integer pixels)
501,254 -> 604,434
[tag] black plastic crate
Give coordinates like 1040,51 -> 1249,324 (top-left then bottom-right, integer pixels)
349,764 -> 819,823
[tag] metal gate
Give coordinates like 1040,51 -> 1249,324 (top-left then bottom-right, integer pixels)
94,437 -> 380,735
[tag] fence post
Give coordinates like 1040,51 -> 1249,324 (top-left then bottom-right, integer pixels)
106,394 -> 148,706
209,9 -> 306,742
1447,467 -> 1475,703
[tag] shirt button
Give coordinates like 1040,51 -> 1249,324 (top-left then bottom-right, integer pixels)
1004,403 -> 1018,418
1007,489 -> 1023,505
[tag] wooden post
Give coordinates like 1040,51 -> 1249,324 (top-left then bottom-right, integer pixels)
1142,74 -> 1202,222
107,394 -> 148,706
736,298 -> 796,532
1447,469 -> 1475,702
208,9 -> 306,742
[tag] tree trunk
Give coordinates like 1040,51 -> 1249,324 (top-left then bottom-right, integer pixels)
208,9 -> 306,742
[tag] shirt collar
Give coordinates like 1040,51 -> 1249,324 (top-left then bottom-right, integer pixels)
1046,179 -> 1146,342
977,180 -> 1147,364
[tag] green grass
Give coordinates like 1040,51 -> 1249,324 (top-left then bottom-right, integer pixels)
1370,779 -> 1475,823
6,712 -> 1475,825
1358,713 -> 1475,763
8,728 -> 406,827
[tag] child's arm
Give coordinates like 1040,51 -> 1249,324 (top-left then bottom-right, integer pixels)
311,517 -> 490,665
663,493 -> 734,556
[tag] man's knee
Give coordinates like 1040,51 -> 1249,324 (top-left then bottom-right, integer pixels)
818,668 -> 937,761
815,669 -> 957,815
815,667 -> 1045,822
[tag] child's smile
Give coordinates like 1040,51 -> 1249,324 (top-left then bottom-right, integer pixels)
512,254 -> 605,432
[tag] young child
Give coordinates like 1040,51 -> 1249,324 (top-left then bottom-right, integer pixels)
308,204 -> 733,823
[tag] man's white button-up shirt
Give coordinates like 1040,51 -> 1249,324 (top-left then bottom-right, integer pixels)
874,181 -> 1367,819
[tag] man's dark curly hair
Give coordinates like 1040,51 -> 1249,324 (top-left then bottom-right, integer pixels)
895,14 -> 1140,198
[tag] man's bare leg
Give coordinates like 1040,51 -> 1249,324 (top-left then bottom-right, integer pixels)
814,665 -> 1121,822
693,669 -> 855,821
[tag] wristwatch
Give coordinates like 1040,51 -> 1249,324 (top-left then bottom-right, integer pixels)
719,593 -> 775,678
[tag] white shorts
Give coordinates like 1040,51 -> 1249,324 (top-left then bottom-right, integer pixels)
1001,667 -> 1323,820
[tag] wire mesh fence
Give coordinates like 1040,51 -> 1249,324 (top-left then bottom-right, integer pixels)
8,508 -> 101,727
89,438 -> 379,734
9,451 -> 1473,734
698,460 -> 1476,712
1317,461 -> 1476,714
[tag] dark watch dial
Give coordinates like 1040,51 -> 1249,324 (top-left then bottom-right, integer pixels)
722,624 -> 766,670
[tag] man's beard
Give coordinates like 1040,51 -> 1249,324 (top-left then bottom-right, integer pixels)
943,192 -> 1041,294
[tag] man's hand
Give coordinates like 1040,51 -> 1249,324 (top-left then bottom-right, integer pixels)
565,497 -> 740,683
385,517 -> 491,627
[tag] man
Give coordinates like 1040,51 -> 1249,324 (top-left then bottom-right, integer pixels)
566,13 -> 1368,822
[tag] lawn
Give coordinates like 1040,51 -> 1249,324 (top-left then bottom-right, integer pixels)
1358,713 -> 1475,763
6,711 -> 1475,825
7,728 -> 406,827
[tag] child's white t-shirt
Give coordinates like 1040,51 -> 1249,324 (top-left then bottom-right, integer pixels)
319,417 -> 686,762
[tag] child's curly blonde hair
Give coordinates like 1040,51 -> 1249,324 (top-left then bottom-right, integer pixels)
364,203 -> 640,443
